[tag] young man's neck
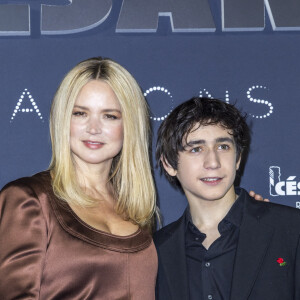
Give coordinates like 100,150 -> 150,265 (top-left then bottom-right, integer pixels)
188,187 -> 237,231
187,186 -> 238,249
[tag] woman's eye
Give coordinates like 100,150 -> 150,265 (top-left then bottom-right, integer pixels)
105,114 -> 118,120
72,111 -> 86,117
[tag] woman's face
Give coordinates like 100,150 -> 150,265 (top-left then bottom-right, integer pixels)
70,80 -> 123,170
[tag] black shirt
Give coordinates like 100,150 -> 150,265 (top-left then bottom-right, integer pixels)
185,189 -> 244,300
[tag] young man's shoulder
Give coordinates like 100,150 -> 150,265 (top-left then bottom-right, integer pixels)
154,214 -> 185,246
244,194 -> 300,230
259,200 -> 300,225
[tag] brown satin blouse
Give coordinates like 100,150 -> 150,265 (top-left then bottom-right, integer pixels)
0,172 -> 157,300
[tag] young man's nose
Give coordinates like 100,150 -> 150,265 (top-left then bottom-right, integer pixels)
203,150 -> 221,169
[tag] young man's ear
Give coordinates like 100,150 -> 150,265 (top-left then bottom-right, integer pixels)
161,156 -> 177,177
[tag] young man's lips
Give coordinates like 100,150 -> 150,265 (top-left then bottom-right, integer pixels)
200,177 -> 223,185
83,140 -> 104,149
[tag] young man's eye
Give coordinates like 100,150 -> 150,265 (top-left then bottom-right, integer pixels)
191,147 -> 202,153
218,144 -> 230,150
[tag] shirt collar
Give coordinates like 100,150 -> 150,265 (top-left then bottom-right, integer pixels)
184,187 -> 246,231
223,187 -> 245,228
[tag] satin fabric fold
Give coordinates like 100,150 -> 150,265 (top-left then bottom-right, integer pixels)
0,172 -> 157,299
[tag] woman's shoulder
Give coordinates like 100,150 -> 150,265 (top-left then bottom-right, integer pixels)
1,171 -> 51,194
0,171 -> 60,240
0,171 -> 54,215
0,172 -> 51,298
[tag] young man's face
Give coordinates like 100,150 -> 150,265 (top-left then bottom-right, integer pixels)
163,124 -> 241,204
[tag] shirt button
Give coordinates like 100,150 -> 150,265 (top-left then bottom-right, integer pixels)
205,262 -> 210,267
208,295 -> 213,300
195,237 -> 199,241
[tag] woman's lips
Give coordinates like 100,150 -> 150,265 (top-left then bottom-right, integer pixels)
83,140 -> 104,149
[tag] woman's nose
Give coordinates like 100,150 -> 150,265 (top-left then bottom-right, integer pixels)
86,117 -> 102,134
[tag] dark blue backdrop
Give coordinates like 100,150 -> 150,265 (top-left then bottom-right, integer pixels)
1,0 -> 300,225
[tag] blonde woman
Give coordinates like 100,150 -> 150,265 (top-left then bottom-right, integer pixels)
0,57 -> 157,299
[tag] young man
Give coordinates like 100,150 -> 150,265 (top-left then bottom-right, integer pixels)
154,97 -> 300,300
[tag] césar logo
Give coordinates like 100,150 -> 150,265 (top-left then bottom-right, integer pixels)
269,166 -> 300,196
269,166 -> 300,209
